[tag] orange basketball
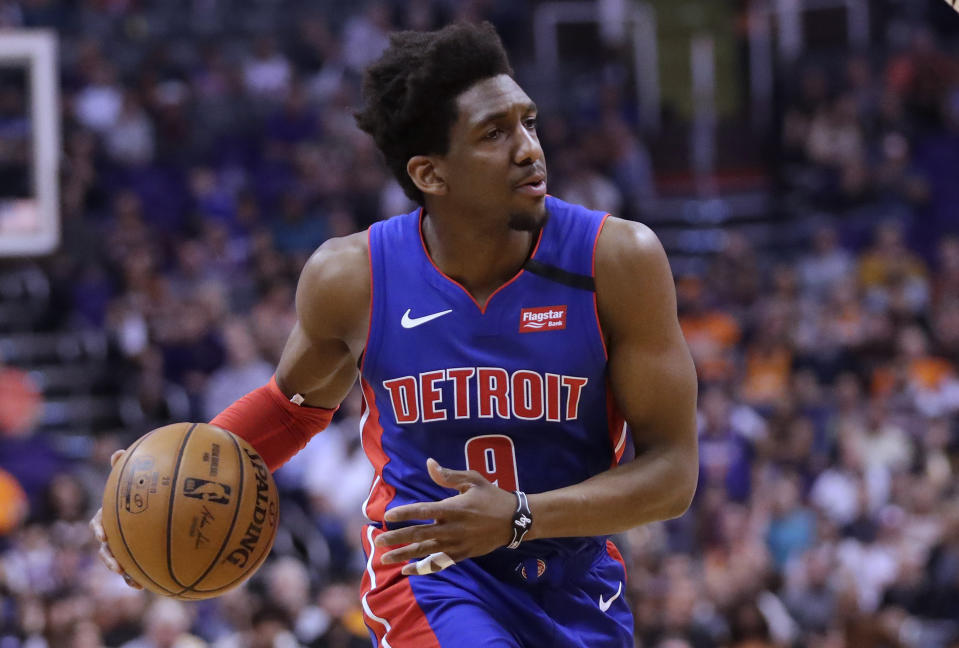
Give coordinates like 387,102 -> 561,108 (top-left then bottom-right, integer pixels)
101,423 -> 279,600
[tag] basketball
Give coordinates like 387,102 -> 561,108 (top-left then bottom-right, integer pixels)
100,423 -> 279,600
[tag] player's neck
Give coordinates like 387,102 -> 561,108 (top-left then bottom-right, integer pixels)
422,210 -> 536,305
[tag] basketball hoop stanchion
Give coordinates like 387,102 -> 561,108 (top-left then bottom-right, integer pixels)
0,31 -> 59,257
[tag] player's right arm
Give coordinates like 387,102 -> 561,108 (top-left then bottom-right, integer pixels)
203,230 -> 371,468
274,231 -> 371,407
91,231 -> 371,584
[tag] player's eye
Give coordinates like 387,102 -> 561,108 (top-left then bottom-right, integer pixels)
523,117 -> 538,130
483,128 -> 502,141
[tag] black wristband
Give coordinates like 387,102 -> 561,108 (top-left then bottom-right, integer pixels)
507,490 -> 532,549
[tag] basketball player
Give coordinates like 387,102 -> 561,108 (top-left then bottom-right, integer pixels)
92,22 -> 698,647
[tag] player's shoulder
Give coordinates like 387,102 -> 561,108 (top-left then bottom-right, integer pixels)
594,216 -> 676,341
300,230 -> 369,285
296,230 -> 370,339
595,217 -> 670,307
596,216 -> 665,269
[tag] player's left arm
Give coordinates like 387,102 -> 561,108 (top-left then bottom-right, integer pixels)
522,216 -> 699,538
376,218 -> 697,571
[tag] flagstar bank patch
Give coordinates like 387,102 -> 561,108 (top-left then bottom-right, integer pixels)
519,306 -> 567,333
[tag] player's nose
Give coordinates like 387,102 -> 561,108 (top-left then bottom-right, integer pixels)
513,123 -> 542,166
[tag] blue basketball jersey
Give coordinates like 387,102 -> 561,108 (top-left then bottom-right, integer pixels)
359,195 -> 628,560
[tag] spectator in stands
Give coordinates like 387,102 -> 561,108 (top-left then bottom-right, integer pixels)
858,220 -> 929,314
678,276 -> 741,385
709,232 -> 761,312
104,90 -> 155,167
798,225 -> 854,302
264,558 -> 327,647
740,301 -> 795,409
550,144 -> 624,216
764,472 -> 816,569
807,94 -> 865,171
875,324 -> 959,418
846,397 -> 913,475
119,598 -> 201,648
698,387 -> 759,503
782,547 -> 838,636
243,36 -> 292,99
202,318 -> 274,420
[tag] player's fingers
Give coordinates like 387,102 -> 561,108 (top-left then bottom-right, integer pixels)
109,449 -> 126,467
97,542 -> 143,590
89,508 -> 106,543
98,543 -> 122,574
381,539 -> 442,565
383,502 -> 442,524
402,551 -> 456,576
374,523 -> 437,548
426,458 -> 485,493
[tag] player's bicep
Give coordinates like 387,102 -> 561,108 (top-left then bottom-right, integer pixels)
275,233 -> 370,407
275,323 -> 358,408
607,330 -> 697,455
596,219 -> 697,457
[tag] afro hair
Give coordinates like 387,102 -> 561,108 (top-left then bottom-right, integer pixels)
354,22 -> 513,204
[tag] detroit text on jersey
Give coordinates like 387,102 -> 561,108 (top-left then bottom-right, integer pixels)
383,368 -> 589,424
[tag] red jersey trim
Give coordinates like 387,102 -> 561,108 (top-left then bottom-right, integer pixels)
592,213 -> 611,360
359,227 -> 374,374
605,378 -> 628,467
360,378 -> 395,523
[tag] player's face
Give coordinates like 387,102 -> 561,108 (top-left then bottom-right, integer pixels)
440,75 -> 547,231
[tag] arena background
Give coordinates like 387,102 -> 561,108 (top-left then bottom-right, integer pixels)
1,1 -> 959,646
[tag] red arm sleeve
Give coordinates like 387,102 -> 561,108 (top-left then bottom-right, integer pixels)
209,375 -> 336,472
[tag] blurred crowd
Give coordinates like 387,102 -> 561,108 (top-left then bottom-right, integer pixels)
0,1 -> 958,647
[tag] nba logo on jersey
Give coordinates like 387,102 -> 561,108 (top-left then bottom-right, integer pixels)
519,305 -> 567,333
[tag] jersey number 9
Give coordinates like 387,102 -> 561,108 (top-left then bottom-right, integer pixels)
464,434 -> 519,492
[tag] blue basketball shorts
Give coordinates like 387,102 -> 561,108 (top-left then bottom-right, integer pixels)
359,525 -> 633,647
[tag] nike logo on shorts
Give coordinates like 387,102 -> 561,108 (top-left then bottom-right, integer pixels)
401,308 -> 453,329
598,581 -> 622,612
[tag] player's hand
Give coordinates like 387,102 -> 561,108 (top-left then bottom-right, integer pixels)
374,458 -> 516,576
89,450 -> 143,590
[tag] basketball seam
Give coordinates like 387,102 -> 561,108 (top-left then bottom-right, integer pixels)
190,444 -> 278,594
111,428 -> 178,596
165,423 -> 198,590
176,428 -> 246,596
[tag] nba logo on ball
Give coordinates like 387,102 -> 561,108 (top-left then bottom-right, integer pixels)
182,478 -> 232,505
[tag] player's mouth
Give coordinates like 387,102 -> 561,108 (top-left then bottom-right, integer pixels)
514,172 -> 547,197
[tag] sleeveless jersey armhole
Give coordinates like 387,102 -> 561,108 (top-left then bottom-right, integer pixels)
360,225 -> 382,375
592,213 -> 611,361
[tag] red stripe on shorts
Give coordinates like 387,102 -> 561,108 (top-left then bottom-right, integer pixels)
360,525 -> 441,647
606,539 -> 628,583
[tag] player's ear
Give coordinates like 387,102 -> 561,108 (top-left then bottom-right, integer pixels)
407,156 -> 447,197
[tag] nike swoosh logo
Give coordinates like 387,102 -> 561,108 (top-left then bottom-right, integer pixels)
401,308 -> 453,329
598,581 -> 622,612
